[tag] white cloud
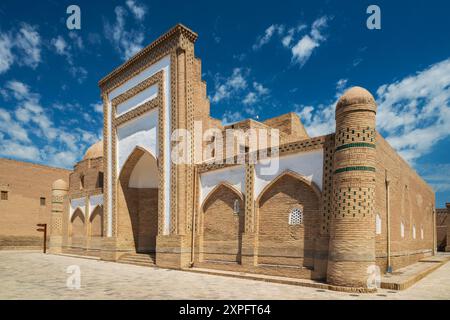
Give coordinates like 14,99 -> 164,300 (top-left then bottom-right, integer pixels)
6,80 -> 31,100
69,66 -> 88,83
0,33 -> 14,74
14,23 -> 41,69
126,0 -> 147,20
376,58 -> 450,162
243,82 -> 269,105
52,36 -> 70,58
0,108 -> 30,142
0,138 -> 40,161
291,16 -> 328,66
291,35 -> 318,66
243,92 -> 257,105
252,18 -> 328,67
296,105 -> 314,123
0,23 -> 41,74
282,25 -> 307,48
92,102 -> 103,113
336,78 -> 348,93
296,58 -> 450,164
51,34 -> 88,82
420,164 -> 450,193
0,81 -> 100,168
252,24 -> 284,51
295,101 -> 336,137
222,110 -> 244,125
211,68 -> 248,103
68,31 -> 84,50
104,6 -> 145,60
294,77 -> 349,137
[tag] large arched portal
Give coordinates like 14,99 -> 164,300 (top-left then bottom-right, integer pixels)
256,171 -> 321,268
117,148 -> 159,253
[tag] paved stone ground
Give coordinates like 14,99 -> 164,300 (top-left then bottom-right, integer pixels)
0,251 -> 449,300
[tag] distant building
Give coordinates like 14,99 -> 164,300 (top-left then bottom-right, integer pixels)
0,158 -> 70,250
436,204 -> 450,251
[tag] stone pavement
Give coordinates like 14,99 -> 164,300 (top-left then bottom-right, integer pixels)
0,251 -> 449,300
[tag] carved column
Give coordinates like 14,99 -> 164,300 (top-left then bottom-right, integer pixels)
49,180 -> 68,253
241,163 -> 257,267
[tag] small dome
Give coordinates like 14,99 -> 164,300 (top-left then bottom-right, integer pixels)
83,140 -> 103,160
336,86 -> 376,110
52,179 -> 68,190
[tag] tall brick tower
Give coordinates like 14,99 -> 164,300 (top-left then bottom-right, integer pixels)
48,179 -> 68,253
327,87 -> 377,288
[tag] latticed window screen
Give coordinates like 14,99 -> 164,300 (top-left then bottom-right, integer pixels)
289,208 -> 303,225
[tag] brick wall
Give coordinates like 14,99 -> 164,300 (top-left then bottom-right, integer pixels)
374,134 -> 435,270
0,158 -> 70,249
257,174 -> 320,268
201,184 -> 244,263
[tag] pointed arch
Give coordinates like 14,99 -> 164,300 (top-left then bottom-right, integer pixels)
256,170 -> 322,205
201,182 -> 244,212
255,169 -> 321,268
200,181 -> 245,263
117,145 -> 159,253
119,146 -> 158,188
90,205 -> 104,237
71,208 -> 85,237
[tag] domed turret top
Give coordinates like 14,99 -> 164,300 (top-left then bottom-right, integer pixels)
336,86 -> 376,111
52,179 -> 68,190
83,140 -> 103,160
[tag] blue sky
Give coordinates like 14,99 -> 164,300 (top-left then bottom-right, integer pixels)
0,0 -> 449,206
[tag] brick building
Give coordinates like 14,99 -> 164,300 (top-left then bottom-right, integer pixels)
436,204 -> 450,251
1,23 -> 432,291
0,158 -> 70,250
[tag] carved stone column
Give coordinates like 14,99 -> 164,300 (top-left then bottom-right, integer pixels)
49,179 -> 68,253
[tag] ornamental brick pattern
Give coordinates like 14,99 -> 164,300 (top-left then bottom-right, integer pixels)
327,87 -> 378,288
0,24 -> 435,291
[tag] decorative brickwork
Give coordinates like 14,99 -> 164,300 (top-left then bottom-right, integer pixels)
328,87 -> 377,289
12,24 -> 434,290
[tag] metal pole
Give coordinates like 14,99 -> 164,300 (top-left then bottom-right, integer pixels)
43,223 -> 47,254
37,223 -> 47,254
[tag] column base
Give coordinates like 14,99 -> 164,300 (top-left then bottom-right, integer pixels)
155,234 -> 191,269
240,233 -> 257,267
48,236 -> 63,254
99,237 -> 134,261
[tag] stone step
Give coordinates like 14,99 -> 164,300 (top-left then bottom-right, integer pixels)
117,253 -> 156,267
117,260 -> 155,267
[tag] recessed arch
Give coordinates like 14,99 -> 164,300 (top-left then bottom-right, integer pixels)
117,146 -> 159,253
256,169 -> 321,268
71,208 -> 85,238
256,170 -> 322,206
90,205 -> 104,237
119,146 -> 158,182
201,182 -> 244,212
199,181 -> 245,263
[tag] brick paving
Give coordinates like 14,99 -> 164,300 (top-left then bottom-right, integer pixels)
0,251 -> 449,300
